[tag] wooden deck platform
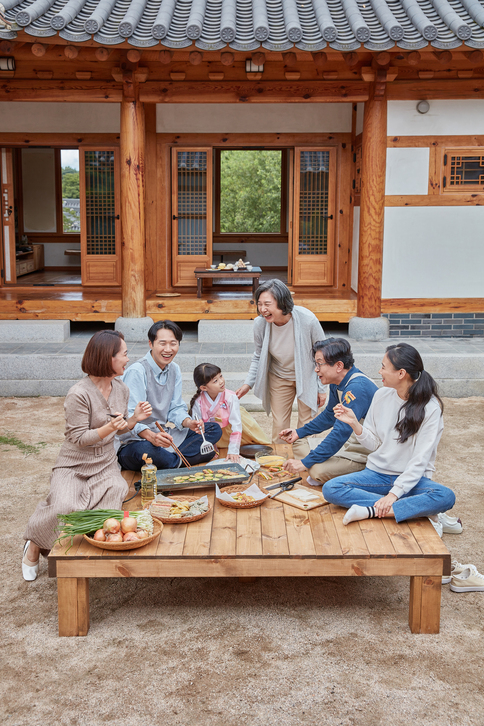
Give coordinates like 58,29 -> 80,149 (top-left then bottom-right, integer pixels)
48,459 -> 451,637
0,288 -> 358,322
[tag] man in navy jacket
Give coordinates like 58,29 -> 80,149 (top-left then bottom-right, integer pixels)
280,338 -> 378,486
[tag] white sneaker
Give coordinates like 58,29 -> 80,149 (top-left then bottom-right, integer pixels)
442,559 -> 472,584
438,512 -> 463,534
450,565 -> 484,593
22,541 -> 39,582
429,518 -> 443,538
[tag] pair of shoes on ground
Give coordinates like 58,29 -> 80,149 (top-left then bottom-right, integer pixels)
429,512 -> 464,538
443,562 -> 484,592
22,541 -> 39,581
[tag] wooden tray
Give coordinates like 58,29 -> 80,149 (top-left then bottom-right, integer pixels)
216,483 -> 270,509
83,519 -> 162,550
268,483 -> 329,511
150,495 -> 212,524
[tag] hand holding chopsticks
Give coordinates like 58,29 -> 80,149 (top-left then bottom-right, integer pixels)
155,421 -> 192,468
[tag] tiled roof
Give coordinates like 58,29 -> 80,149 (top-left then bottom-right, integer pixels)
1,0 -> 484,52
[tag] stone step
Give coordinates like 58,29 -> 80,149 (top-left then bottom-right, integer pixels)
1,351 -> 483,398
198,319 -> 254,343
0,320 -> 70,342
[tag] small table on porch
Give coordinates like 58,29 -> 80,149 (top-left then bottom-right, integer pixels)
194,266 -> 262,299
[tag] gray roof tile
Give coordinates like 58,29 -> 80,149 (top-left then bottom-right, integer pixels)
3,0 -> 484,50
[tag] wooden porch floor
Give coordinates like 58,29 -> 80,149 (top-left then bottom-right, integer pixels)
0,288 -> 357,322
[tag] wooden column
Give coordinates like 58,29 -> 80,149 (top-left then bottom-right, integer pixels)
357,81 -> 387,318
120,84 -> 146,318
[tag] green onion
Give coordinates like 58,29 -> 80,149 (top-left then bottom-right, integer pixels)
55,508 -> 153,550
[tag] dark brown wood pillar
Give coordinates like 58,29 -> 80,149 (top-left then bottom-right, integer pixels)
357,81 -> 387,318
120,84 -> 146,318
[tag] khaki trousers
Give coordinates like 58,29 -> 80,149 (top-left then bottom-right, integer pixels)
269,372 -> 313,444
292,437 -> 366,484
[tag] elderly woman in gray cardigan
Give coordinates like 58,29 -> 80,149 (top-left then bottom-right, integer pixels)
236,279 -> 326,444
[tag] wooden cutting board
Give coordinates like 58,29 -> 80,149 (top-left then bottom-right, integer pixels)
265,483 -> 329,511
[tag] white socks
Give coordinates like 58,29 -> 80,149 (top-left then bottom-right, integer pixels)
343,504 -> 376,525
306,475 -> 321,487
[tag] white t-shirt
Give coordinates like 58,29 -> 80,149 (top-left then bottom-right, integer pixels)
356,387 -> 444,498
269,316 -> 296,380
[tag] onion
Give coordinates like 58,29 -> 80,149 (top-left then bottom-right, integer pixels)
136,529 -> 149,539
123,532 -> 139,542
103,518 -> 120,534
120,513 -> 138,533
93,529 -> 106,541
106,532 -> 123,542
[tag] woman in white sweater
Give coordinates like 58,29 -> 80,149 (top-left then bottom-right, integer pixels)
322,343 -> 455,525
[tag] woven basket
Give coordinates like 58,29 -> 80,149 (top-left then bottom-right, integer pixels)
83,519 -> 162,551
217,483 -> 270,509
150,495 -> 212,524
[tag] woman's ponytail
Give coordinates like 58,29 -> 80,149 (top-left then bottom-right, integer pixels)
386,344 -> 443,443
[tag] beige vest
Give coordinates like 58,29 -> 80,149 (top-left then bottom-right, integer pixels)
335,372 -> 373,464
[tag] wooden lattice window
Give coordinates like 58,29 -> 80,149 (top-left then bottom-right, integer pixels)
443,149 -> 484,192
297,150 -> 331,255
84,150 -> 116,255
354,144 -> 362,194
176,151 -> 208,255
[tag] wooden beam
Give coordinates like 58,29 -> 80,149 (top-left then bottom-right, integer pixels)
388,79 -> 484,100
382,298 -> 484,313
140,81 -> 369,103
120,87 -> 146,318
357,82 -> 387,318
0,80 -> 122,101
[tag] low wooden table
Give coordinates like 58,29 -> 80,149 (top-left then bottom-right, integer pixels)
194,266 -> 261,298
49,446 -> 450,637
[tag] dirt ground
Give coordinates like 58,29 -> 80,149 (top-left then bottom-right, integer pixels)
1,396 -> 484,726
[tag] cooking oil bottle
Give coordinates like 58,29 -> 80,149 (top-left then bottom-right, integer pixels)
140,454 -> 157,508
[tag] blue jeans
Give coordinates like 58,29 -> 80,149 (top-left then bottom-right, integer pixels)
117,422 -> 222,470
322,467 -> 456,523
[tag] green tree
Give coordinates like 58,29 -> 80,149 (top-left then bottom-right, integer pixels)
220,150 -> 282,233
62,166 -> 80,199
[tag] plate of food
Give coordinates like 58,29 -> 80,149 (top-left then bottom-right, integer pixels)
216,483 -> 269,509
84,518 -> 162,551
150,495 -> 211,523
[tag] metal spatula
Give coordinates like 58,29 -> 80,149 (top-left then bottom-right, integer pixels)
194,414 -> 215,456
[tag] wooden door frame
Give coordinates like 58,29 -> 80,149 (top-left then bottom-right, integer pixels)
292,146 -> 337,287
80,146 -> 121,286
1,147 -> 17,285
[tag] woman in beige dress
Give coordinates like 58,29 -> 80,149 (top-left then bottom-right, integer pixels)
22,330 -> 152,581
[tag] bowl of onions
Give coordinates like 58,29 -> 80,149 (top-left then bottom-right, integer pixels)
84,512 -> 162,551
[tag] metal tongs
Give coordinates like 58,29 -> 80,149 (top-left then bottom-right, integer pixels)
265,477 -> 302,499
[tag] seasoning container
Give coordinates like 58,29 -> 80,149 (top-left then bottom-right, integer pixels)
140,453 -> 157,508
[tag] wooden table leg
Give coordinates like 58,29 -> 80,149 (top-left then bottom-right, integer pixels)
197,277 -> 202,299
252,276 -> 259,297
409,576 -> 442,634
57,577 -> 90,637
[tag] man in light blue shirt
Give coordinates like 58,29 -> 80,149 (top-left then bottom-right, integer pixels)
117,320 -> 222,470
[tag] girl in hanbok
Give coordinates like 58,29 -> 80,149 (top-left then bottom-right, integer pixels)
189,363 -> 270,462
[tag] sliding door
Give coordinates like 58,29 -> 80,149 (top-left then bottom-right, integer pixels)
1,148 -> 16,284
172,148 -> 212,286
292,148 -> 336,286
80,148 -> 121,286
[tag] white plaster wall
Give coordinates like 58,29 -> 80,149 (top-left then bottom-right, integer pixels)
156,103 -> 352,133
43,243 -> 81,267
385,148 -> 430,195
351,206 -> 360,292
355,103 -> 364,136
213,242 -> 287,266
388,100 -> 484,136
382,207 -> 484,298
0,103 -> 120,133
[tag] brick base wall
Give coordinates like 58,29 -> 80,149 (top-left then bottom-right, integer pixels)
383,313 -> 484,337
